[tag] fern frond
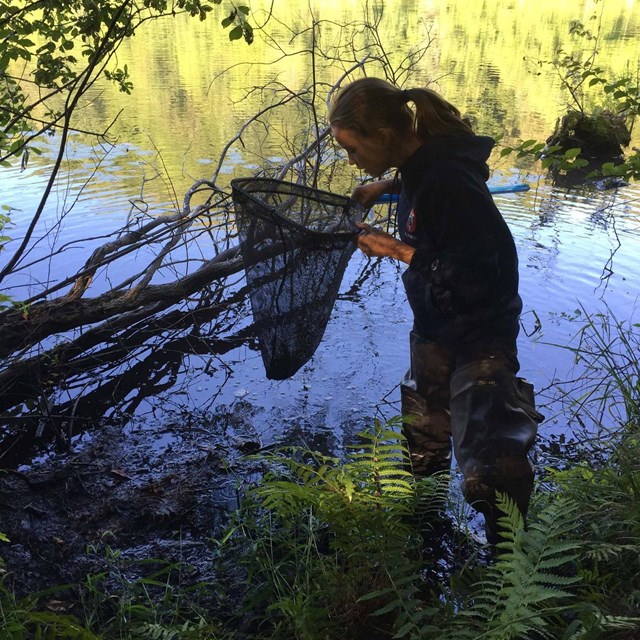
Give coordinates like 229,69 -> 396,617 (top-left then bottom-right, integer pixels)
446,495 -> 584,640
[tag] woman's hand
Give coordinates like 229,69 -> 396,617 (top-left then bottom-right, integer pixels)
351,179 -> 396,208
355,223 -> 416,264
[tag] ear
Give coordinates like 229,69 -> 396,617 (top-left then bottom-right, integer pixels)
376,127 -> 394,146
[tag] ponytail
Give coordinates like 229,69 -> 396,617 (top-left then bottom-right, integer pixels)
329,77 -> 474,141
405,87 -> 475,138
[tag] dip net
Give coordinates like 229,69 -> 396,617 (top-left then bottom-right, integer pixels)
231,177 -> 365,380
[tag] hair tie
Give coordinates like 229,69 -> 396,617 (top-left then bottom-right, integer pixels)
402,89 -> 411,102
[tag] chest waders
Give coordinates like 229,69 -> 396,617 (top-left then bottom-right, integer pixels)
401,331 -> 543,547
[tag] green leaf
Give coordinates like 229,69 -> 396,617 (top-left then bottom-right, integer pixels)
36,41 -> 56,54
602,162 -> 622,176
567,158 -> 588,168
395,621 -> 419,637
228,25 -> 243,40
564,147 -> 581,159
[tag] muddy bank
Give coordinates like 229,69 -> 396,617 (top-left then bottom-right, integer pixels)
0,402 -> 270,599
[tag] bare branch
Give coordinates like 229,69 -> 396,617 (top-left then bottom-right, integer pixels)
0,244 -> 242,359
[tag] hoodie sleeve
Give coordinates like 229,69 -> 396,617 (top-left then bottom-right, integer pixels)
407,170 -> 502,315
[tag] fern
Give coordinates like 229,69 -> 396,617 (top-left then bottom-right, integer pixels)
425,495 -> 581,640
219,416 -> 640,639
220,420 -> 431,638
547,433 -> 640,634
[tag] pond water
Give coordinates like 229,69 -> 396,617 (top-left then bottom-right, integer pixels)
1,0 -> 640,468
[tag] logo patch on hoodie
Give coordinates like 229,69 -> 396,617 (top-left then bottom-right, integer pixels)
406,208 -> 417,234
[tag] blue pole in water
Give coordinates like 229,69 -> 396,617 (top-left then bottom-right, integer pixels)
374,182 -> 530,203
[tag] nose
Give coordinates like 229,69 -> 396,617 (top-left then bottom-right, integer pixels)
347,153 -> 356,166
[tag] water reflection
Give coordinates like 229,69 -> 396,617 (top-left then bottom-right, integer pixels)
1,1 -> 640,470
1,180 -> 638,468
0,283 -> 248,463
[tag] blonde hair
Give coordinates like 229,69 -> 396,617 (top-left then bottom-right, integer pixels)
329,77 -> 474,140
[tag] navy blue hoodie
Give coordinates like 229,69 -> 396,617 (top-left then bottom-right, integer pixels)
397,135 -> 522,348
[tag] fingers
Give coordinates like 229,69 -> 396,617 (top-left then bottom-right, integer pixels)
351,186 -> 370,206
357,237 -> 375,256
355,222 -> 385,234
351,181 -> 389,208
356,226 -> 389,256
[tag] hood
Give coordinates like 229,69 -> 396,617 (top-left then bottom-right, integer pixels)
400,135 -> 494,187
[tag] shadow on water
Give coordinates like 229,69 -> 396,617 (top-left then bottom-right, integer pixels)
0,256 -> 386,597
0,283 -> 259,468
0,258 -> 381,470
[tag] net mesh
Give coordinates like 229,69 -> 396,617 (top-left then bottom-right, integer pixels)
231,177 -> 365,380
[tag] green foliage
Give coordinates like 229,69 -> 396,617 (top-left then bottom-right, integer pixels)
216,417 -> 640,639
0,569 -> 98,639
547,3 -> 640,121
544,310 -> 640,631
446,495 -> 583,640
0,207 -> 12,248
221,5 -> 253,44
500,140 -> 590,175
2,409 -> 640,638
0,207 -> 13,306
104,64 -> 134,94
219,419 -> 432,638
556,307 -> 640,431
549,446 -> 640,628
552,32 -> 640,122
602,152 -> 640,181
0,0 -> 253,168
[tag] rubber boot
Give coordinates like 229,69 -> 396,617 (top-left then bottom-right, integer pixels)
401,383 -> 452,477
450,354 -> 542,553
462,457 -> 535,550
401,332 -> 454,477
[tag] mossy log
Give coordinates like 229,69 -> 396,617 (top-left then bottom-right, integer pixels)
547,109 -> 631,161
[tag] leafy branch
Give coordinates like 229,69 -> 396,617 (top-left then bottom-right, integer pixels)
0,0 -> 254,168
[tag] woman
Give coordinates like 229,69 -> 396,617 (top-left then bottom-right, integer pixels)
329,77 -> 543,546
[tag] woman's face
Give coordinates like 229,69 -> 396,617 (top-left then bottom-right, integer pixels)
331,125 -> 392,178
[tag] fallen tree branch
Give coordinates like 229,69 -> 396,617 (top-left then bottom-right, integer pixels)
0,245 -> 242,359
